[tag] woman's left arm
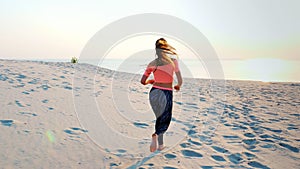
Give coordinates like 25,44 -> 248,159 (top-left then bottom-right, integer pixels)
141,61 -> 155,85
141,75 -> 155,85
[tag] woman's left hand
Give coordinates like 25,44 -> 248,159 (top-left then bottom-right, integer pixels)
146,79 -> 155,84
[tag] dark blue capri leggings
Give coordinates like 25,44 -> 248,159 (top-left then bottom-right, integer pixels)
149,87 -> 173,145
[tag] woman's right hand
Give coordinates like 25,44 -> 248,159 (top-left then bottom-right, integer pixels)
174,85 -> 180,91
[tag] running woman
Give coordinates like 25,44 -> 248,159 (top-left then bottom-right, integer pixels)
141,38 -> 183,152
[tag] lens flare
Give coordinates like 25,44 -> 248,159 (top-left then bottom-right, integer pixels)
46,130 -> 55,143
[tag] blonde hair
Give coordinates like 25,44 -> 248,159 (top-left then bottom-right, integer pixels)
155,38 -> 177,67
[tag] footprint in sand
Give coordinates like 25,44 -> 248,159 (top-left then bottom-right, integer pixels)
174,101 -> 183,106
243,152 -> 256,160
201,166 -> 215,169
268,118 -> 281,123
117,149 -> 126,153
232,123 -> 248,130
242,138 -> 258,146
109,162 -> 120,167
62,82 -> 72,90
0,74 -> 8,81
13,74 -> 26,88
225,104 -> 238,112
145,163 -> 154,167
287,126 -> 298,130
199,97 -> 206,102
260,144 -> 276,149
211,155 -> 226,162
188,139 -> 202,146
164,153 -> 177,159
187,129 -> 197,135
115,149 -> 127,157
180,142 -> 191,148
28,78 -> 39,84
262,126 -> 282,134
64,127 -> 88,135
15,100 -> 25,107
247,145 -> 260,152
162,166 -> 178,169
133,122 -> 149,129
13,83 -> 25,88
22,91 -> 30,95
223,135 -> 240,140
250,126 -> 264,135
227,112 -> 240,119
249,115 -> 260,122
8,79 -> 14,84
42,99 -> 49,103
290,113 -> 300,118
265,112 -> 278,116
184,102 -> 199,110
211,146 -> 229,154
260,106 -> 268,109
260,138 -> 275,143
18,112 -> 37,117
228,153 -> 243,164
48,107 -> 54,111
39,84 -> 50,91
181,149 -> 202,158
278,142 -> 299,153
0,119 -> 14,127
199,135 -> 213,144
205,107 -> 219,116
271,134 -> 288,142
16,74 -> 26,80
64,86 -> 72,90
248,161 -> 270,169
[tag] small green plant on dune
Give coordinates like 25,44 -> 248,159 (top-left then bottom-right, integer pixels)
71,57 -> 78,63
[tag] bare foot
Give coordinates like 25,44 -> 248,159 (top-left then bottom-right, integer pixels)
158,144 -> 165,151
150,134 -> 158,152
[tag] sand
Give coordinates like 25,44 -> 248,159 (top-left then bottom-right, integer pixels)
0,59 -> 299,169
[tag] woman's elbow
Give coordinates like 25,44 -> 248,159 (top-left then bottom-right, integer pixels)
140,75 -> 148,85
176,72 -> 183,85
140,79 -> 146,85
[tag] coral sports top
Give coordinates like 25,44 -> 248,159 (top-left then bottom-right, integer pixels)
143,59 -> 180,83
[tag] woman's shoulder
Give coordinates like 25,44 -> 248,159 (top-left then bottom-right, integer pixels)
171,58 -> 178,63
148,58 -> 177,67
148,59 -> 157,67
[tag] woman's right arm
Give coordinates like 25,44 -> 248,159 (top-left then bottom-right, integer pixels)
174,71 -> 183,91
173,59 -> 183,91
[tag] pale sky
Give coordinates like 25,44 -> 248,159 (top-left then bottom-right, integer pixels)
0,0 -> 299,61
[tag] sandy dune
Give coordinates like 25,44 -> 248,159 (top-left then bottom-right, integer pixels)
0,59 -> 299,168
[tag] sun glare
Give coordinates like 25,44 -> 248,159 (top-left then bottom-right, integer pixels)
242,58 -> 291,82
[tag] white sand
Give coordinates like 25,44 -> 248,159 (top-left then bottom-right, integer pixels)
0,59 -> 299,168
